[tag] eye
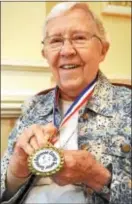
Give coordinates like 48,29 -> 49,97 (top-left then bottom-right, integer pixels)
73,35 -> 87,41
49,37 -> 63,44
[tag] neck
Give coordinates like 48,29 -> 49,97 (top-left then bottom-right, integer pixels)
60,92 -> 75,101
59,83 -> 91,101
59,75 -> 98,101
59,83 -> 88,101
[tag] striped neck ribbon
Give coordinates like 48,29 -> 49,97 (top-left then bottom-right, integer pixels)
53,76 -> 97,130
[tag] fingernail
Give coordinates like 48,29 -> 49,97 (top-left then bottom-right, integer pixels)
50,136 -> 58,144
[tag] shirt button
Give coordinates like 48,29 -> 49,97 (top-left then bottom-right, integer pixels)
82,113 -> 89,120
87,187 -> 94,195
80,144 -> 89,150
121,143 -> 131,153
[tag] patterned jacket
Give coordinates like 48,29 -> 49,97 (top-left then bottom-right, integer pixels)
1,72 -> 131,204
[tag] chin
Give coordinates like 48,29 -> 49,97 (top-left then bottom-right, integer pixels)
60,82 -> 84,94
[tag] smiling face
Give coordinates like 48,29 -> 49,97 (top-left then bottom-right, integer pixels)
42,8 -> 109,100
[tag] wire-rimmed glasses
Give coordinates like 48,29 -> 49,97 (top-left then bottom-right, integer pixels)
42,32 -> 102,51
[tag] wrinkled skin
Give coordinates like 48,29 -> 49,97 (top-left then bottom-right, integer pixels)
52,150 -> 110,192
8,122 -> 110,192
8,123 -> 58,178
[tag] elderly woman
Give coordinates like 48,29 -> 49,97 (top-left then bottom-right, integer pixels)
1,2 -> 131,204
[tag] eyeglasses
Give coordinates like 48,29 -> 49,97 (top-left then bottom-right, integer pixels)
42,32 -> 102,51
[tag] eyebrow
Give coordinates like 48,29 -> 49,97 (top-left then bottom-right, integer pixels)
46,32 -> 62,38
46,30 -> 92,38
47,34 -> 62,38
71,29 -> 91,34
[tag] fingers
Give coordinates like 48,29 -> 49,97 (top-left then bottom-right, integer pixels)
31,123 -> 57,147
87,180 -> 103,192
14,145 -> 28,161
15,123 -> 58,156
88,162 -> 111,187
16,127 -> 35,155
42,123 -> 58,136
31,124 -> 48,147
16,141 -> 34,155
82,155 -> 111,192
10,123 -> 58,179
42,123 -> 58,145
52,176 -> 68,186
58,150 -> 110,191
30,136 -> 39,150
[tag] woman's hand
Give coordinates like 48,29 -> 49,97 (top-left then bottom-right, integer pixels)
52,150 -> 111,192
8,123 -> 58,179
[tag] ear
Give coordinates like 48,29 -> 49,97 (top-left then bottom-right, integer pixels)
99,41 -> 110,62
41,48 -> 46,58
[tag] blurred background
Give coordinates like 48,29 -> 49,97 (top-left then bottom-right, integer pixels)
1,1 -> 131,155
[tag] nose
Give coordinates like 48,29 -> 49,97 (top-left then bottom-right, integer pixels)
60,40 -> 76,57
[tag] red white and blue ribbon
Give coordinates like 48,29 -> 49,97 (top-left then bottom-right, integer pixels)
53,76 -> 97,130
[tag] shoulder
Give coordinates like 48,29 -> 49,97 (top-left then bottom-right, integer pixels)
112,85 -> 131,103
21,88 -> 55,114
112,85 -> 131,117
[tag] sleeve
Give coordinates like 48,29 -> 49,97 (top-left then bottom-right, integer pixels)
95,163 -> 112,201
98,140 -> 132,203
98,92 -> 132,204
1,96 -> 38,203
90,154 -> 131,204
109,156 -> 132,204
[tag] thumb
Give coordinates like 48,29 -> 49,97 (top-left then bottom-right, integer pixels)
14,145 -> 28,161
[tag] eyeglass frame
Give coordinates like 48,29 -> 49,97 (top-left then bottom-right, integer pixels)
41,32 -> 103,51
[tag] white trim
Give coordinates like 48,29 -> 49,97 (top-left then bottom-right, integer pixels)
1,90 -> 36,101
1,110 -> 21,118
1,58 -> 50,72
1,103 -> 21,109
1,58 -> 48,67
1,89 -> 35,96
1,103 -> 22,118
1,90 -> 33,118
102,2 -> 131,17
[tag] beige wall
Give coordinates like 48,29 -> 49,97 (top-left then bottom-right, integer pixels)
1,2 -> 131,155
1,2 -> 52,97
2,1 -> 131,81
1,2 -> 46,62
89,2 -> 131,78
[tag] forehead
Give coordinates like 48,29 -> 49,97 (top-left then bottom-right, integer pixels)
46,8 -> 97,36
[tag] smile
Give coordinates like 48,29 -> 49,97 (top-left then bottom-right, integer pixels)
60,64 -> 80,69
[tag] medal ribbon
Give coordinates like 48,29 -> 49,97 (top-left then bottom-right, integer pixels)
53,76 -> 97,130
30,78 -> 97,176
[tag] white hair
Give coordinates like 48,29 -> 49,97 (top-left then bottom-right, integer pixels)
43,2 -> 110,43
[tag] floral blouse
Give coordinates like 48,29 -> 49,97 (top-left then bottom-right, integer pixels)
1,71 -> 131,204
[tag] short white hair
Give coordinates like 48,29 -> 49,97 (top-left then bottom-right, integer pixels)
43,2 -> 109,43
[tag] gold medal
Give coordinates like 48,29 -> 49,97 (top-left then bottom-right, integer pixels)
28,143 -> 64,176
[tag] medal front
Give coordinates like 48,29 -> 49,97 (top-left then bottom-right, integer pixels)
28,144 -> 64,176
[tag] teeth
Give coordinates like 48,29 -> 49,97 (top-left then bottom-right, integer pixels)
61,64 -> 79,69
